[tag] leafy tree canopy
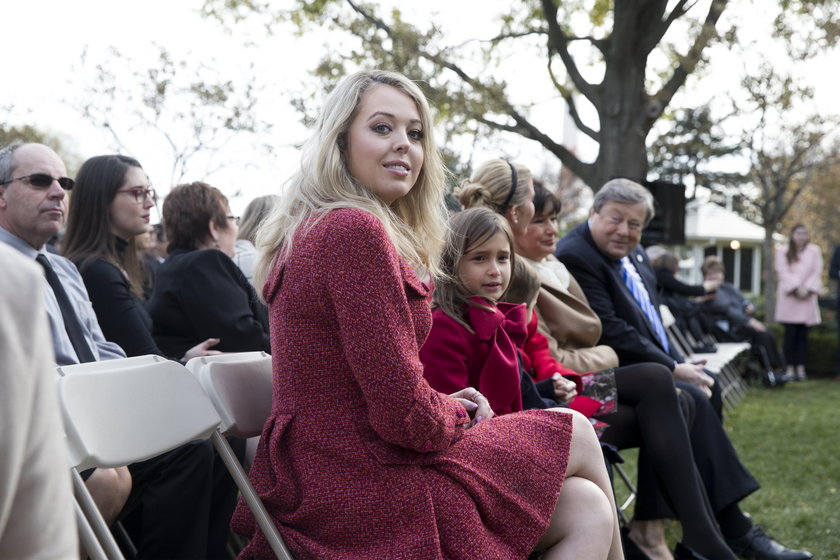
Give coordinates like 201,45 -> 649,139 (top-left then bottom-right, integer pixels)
204,0 -> 734,190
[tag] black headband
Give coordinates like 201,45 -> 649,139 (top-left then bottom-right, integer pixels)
500,161 -> 518,213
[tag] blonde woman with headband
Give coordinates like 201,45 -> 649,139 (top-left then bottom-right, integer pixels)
456,158 -> 535,235
231,70 -> 622,560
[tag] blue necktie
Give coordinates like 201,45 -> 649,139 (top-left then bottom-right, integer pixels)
620,256 -> 670,352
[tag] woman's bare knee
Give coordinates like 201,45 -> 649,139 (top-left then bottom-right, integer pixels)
85,467 -> 132,525
535,476 -> 614,557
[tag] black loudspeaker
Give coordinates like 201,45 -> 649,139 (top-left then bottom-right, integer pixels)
641,180 -> 686,245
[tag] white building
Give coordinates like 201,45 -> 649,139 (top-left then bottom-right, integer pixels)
671,200 -> 783,295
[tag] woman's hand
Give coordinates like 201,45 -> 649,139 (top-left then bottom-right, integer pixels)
450,388 -> 495,426
181,338 -> 222,362
551,373 -> 577,404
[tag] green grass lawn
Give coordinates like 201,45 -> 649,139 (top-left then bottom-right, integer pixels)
614,379 -> 840,559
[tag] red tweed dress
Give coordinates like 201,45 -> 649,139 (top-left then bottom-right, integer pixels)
231,208 -> 573,559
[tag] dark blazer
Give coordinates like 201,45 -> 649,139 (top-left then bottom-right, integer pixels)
79,255 -> 160,359
147,248 -> 270,358
554,221 -> 683,369
830,245 -> 840,298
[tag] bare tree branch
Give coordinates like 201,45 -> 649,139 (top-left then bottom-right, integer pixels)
648,0 -> 727,122
640,0 -> 692,55
479,108 -> 596,186
539,0 -> 600,105
452,29 -> 547,49
546,58 -> 599,141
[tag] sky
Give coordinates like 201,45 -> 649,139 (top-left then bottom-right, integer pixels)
4,1 -> 839,218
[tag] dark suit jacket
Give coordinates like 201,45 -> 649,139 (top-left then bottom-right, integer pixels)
147,248 -> 270,358
554,221 -> 683,369
829,245 -> 840,299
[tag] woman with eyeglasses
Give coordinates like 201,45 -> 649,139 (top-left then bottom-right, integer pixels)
146,181 -> 270,358
63,154 -> 220,362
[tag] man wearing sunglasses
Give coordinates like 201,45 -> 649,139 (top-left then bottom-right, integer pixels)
0,143 -> 235,559
0,143 -> 124,364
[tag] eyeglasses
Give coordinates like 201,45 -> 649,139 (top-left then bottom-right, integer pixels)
116,187 -> 157,203
0,173 -> 75,190
601,213 -> 643,232
226,215 -> 240,226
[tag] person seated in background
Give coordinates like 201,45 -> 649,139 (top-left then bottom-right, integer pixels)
699,255 -> 789,386
147,181 -> 271,358
554,177 -> 812,560
233,194 -> 279,287
648,247 -> 720,351
1,144 -> 239,559
62,154 -> 221,362
0,244 -> 77,559
0,142 -> 132,530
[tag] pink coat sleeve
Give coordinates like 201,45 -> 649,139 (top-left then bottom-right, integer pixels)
322,210 -> 468,453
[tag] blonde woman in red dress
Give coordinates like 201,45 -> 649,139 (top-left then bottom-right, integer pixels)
231,70 -> 622,559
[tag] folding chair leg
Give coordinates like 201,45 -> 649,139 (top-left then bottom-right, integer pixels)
72,469 -> 126,560
211,431 -> 296,560
112,521 -> 137,559
613,461 -> 637,523
75,499 -> 108,560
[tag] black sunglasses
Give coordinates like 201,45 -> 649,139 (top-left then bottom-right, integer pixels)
0,173 -> 75,191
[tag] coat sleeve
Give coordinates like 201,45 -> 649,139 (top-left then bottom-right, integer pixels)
525,310 -> 585,382
775,246 -> 801,295
829,246 -> 840,281
655,267 -> 706,297
419,312 -> 474,395
322,210 -> 468,453
803,246 -> 824,293
178,251 -> 271,353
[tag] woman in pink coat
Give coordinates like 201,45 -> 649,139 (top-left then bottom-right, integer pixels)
775,223 -> 824,380
230,70 -> 622,559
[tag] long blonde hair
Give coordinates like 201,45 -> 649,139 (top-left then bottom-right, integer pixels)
254,70 -> 448,293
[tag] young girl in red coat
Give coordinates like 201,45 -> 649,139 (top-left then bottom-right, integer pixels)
420,207 -> 530,416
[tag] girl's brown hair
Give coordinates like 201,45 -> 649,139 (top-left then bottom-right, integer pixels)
433,207 -> 515,331
502,257 -> 541,308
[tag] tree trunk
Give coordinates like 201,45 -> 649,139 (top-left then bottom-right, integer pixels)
591,3 -> 659,188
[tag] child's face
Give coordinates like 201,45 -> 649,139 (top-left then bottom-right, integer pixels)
457,231 -> 512,300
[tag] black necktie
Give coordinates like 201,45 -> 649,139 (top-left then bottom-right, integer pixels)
36,254 -> 97,363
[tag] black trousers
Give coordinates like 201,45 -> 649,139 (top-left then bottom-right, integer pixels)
782,323 -> 810,366
607,372 -> 759,520
121,438 -> 243,560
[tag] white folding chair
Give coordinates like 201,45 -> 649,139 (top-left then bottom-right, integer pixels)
187,352 -> 295,560
57,355 -> 222,560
